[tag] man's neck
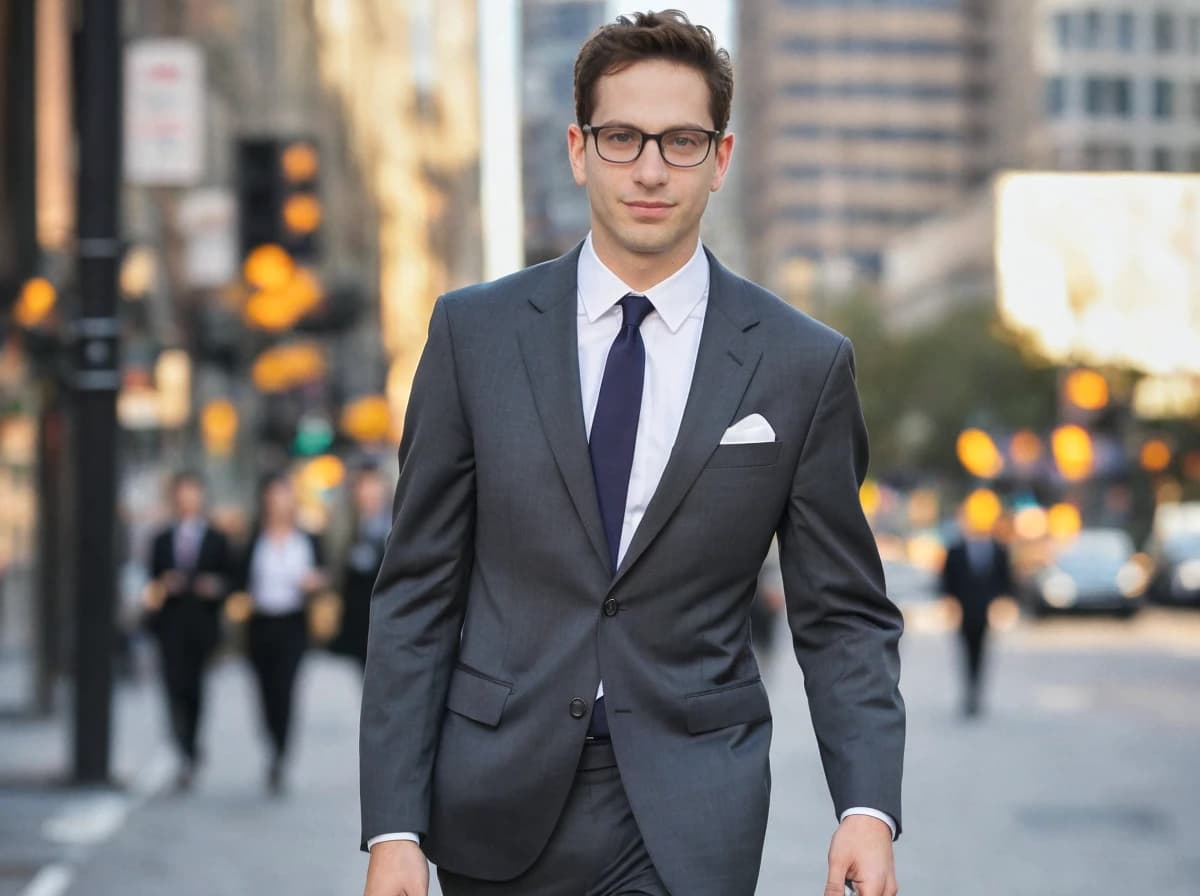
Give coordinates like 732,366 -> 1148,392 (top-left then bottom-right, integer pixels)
590,231 -> 700,293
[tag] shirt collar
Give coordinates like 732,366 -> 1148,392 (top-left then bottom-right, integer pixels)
577,233 -> 709,333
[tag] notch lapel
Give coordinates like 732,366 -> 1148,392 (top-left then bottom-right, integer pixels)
517,246 -> 612,574
610,254 -> 763,590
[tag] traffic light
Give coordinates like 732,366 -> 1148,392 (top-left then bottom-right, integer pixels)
236,137 -> 322,263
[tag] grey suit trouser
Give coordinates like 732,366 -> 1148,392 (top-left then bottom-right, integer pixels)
437,741 -> 669,896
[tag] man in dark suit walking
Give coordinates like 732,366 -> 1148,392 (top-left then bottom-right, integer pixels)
145,471 -> 233,790
940,502 -> 1014,717
361,11 -> 905,896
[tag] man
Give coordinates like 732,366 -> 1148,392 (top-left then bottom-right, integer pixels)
941,505 -> 1013,717
145,472 -> 234,790
362,11 -> 904,896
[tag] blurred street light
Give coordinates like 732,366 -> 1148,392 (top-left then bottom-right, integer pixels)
1047,503 -> 1083,540
957,428 -> 1005,479
1063,369 -> 1109,411
860,479 -> 881,518
340,394 -> 392,443
963,488 -> 1002,534
1140,439 -> 1172,473
1013,505 -> 1049,540
154,349 -> 191,428
201,399 -> 239,456
243,243 -> 295,291
13,277 -> 57,327
118,245 -> 157,298
251,342 -> 327,393
1010,429 -> 1044,467
1051,424 -> 1094,481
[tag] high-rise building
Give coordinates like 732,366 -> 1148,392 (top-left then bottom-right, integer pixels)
739,0 -> 990,292
883,0 -> 1200,326
991,0 -> 1200,173
521,0 -> 606,261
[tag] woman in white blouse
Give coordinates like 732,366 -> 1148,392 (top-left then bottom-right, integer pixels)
239,473 -> 327,794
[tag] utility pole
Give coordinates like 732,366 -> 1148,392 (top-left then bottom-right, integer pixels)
72,0 -> 121,784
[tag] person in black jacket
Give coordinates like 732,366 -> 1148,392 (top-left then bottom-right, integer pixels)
940,507 -> 1014,717
330,464 -> 392,670
145,471 -> 234,790
238,473 -> 327,794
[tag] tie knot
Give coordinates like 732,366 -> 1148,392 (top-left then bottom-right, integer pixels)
619,293 -> 655,329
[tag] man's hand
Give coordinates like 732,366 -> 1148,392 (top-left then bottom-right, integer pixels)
825,815 -> 897,896
364,840 -> 429,896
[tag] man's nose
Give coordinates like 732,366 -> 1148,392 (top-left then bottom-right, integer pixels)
632,137 -> 670,186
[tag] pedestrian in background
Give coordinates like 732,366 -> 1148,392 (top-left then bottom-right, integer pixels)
144,471 -> 234,791
330,463 -> 392,670
940,504 -> 1013,717
238,473 -> 327,794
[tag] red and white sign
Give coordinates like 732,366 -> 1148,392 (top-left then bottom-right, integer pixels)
124,40 -> 205,186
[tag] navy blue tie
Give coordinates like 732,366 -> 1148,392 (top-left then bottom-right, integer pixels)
587,293 -> 654,738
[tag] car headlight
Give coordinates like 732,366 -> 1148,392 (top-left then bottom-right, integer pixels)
1176,560 -> 1200,592
1117,562 -> 1148,598
1041,571 -> 1077,607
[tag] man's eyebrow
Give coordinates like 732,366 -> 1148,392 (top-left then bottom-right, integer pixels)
591,119 -> 714,131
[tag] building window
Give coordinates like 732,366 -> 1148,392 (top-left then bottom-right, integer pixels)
1083,9 -> 1103,49
1045,76 -> 1067,116
1152,147 -> 1173,171
1084,143 -> 1134,170
1190,148 -> 1200,171
1055,12 -> 1073,49
1084,77 -> 1133,117
1154,11 -> 1175,51
1117,12 -> 1136,51
1154,79 -> 1175,118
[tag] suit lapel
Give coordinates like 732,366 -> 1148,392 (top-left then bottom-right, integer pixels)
518,245 -> 612,574
610,253 -> 763,590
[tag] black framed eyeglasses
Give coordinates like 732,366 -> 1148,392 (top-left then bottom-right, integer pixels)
582,125 -> 720,168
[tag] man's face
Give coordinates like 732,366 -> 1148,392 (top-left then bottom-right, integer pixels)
173,481 -> 205,519
568,59 -> 733,264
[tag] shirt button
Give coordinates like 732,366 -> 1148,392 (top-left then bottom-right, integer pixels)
569,697 -> 588,719
603,598 -> 619,617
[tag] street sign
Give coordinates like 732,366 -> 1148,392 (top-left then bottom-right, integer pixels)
178,188 -> 237,287
124,39 -> 205,186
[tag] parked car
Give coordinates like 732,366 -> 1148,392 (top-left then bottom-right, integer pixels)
1025,528 -> 1148,618
1147,531 -> 1200,608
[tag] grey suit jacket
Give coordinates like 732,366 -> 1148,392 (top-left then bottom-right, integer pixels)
360,245 -> 905,896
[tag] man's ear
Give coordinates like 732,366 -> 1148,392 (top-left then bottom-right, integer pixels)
710,131 -> 735,193
567,123 -> 588,187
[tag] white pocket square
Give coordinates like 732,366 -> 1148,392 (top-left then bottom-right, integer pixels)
720,413 -> 776,445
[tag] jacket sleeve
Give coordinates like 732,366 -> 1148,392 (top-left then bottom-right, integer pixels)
776,337 -> 906,836
359,298 -> 475,849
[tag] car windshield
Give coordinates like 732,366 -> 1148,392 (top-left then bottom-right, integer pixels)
1056,531 -> 1132,577
1163,533 -> 1200,562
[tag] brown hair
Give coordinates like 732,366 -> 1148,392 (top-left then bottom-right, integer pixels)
574,9 -> 734,133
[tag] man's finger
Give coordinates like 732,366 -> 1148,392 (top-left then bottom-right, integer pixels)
851,874 -> 889,896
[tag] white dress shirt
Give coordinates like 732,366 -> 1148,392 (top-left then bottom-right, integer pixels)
248,530 -> 315,616
368,236 -> 894,850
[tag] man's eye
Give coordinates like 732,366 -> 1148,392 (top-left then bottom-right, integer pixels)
669,133 -> 701,148
605,130 -> 637,144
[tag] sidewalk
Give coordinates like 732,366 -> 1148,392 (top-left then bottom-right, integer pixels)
0,647 -> 170,896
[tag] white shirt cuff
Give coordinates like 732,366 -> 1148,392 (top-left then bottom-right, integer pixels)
840,807 -> 897,841
367,832 -> 421,850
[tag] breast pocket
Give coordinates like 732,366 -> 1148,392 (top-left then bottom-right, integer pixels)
707,441 -> 781,469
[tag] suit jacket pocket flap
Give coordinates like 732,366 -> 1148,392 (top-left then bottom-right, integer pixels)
685,678 -> 771,734
446,665 -> 512,728
707,441 -> 781,469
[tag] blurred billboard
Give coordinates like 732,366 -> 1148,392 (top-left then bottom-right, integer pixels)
995,173 -> 1200,376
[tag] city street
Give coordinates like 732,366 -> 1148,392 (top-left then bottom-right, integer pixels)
2,608 -> 1197,896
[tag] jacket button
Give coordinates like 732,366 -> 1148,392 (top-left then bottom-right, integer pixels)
569,697 -> 587,719
603,598 -> 619,617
